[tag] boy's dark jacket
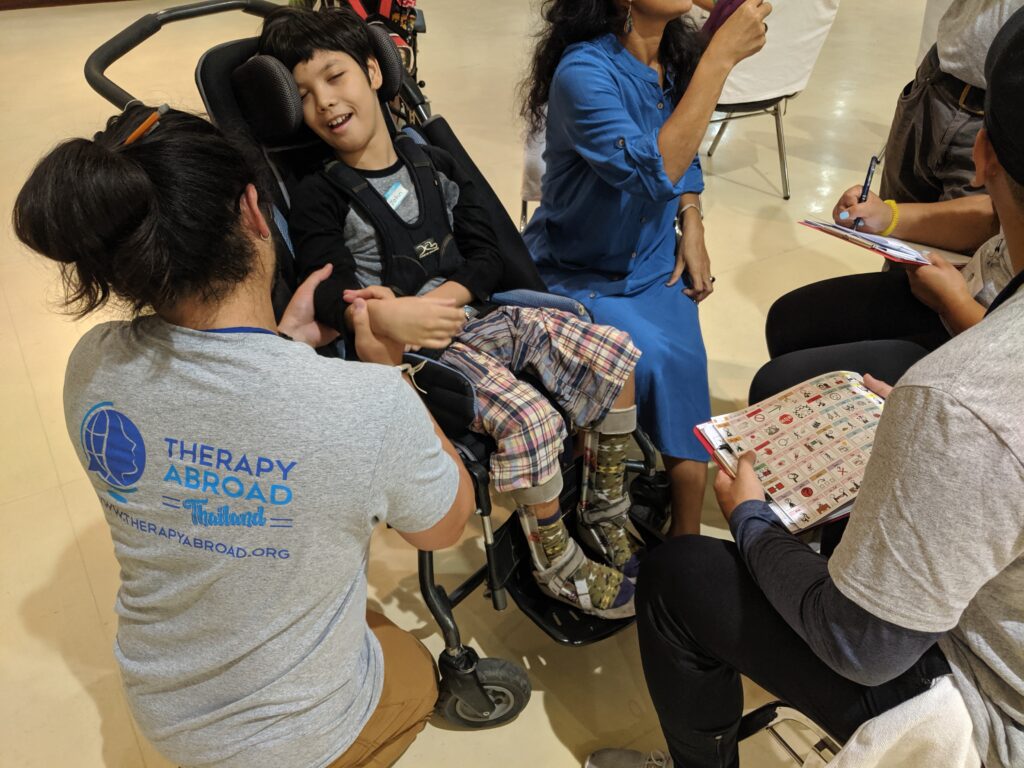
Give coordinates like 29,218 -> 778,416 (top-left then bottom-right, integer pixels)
288,136 -> 506,333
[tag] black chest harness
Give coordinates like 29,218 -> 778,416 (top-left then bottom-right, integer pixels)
322,135 -> 466,297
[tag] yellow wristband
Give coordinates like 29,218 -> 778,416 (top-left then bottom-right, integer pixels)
878,199 -> 900,237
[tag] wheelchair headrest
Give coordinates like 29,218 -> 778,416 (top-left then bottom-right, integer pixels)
231,23 -> 405,148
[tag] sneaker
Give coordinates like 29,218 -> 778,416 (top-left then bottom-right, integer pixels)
578,508 -> 644,580
533,530 -> 635,619
584,748 -> 672,768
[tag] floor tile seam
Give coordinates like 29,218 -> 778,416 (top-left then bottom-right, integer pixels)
56,480 -> 116,646
0,273 -> 77,490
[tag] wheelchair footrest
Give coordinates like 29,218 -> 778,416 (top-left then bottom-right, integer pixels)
490,513 -> 634,646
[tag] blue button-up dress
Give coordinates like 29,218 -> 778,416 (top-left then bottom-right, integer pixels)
523,33 -> 710,460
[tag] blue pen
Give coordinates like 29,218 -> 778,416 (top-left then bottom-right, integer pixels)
853,155 -> 880,231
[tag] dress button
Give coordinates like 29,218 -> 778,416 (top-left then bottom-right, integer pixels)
630,251 -> 637,259
640,216 -> 647,223
657,101 -> 664,109
589,291 -> 597,299
616,137 -> 625,148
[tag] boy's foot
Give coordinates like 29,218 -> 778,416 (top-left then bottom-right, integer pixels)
578,508 -> 644,580
584,749 -> 672,768
533,521 -> 635,619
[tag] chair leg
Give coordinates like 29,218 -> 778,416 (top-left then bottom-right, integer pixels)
773,102 -> 791,200
708,119 -> 729,157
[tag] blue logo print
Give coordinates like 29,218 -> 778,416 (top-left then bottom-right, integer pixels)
80,402 -> 146,502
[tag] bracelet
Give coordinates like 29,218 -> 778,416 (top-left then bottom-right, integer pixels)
396,360 -> 428,394
674,201 -> 703,238
878,199 -> 900,237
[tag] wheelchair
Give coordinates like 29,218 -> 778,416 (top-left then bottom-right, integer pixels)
85,0 -> 674,730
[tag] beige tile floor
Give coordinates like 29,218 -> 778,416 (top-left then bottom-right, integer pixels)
0,1 -> 930,765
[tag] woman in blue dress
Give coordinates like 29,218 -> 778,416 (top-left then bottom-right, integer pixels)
522,0 -> 771,535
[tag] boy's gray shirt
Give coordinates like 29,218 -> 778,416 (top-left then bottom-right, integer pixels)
831,285 -> 1024,768
64,318 -> 457,768
344,164 -> 460,294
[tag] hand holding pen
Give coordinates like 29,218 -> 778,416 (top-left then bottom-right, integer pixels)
833,187 -> 894,234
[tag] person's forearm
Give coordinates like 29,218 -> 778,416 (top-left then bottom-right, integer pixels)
424,280 -> 473,306
730,501 -> 942,685
693,0 -> 715,10
658,53 -> 732,182
893,195 -> 998,253
939,295 -> 987,335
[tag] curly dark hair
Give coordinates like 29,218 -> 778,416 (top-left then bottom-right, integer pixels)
520,0 -> 705,136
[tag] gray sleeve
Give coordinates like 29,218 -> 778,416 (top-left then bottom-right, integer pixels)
371,374 -> 460,533
731,501 -> 943,686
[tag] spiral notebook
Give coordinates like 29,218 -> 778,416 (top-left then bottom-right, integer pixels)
695,372 -> 887,532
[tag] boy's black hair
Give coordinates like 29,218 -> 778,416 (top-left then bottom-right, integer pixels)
258,6 -> 375,76
13,106 -> 262,318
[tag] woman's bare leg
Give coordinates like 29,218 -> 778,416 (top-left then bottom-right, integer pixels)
663,456 -> 707,536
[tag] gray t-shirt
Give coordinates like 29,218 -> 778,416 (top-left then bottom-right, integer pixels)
937,0 -> 1024,88
830,285 -> 1024,768
63,318 -> 458,768
342,163 -> 460,295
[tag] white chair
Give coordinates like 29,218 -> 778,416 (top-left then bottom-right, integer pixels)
707,0 -> 840,199
520,128 -> 545,231
747,677 -> 980,768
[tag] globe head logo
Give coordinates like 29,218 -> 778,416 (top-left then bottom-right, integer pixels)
80,402 -> 146,503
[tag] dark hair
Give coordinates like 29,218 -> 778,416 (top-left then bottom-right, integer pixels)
520,1 -> 704,136
258,5 -> 374,75
12,106 -> 260,317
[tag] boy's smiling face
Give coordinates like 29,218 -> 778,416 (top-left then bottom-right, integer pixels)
293,49 -> 384,159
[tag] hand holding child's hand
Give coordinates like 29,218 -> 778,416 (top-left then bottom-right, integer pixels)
906,253 -> 972,315
351,298 -> 404,366
714,451 -> 764,522
365,295 -> 465,349
278,264 -> 341,348
832,187 -> 892,233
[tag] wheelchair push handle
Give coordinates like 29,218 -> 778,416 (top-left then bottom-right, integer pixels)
84,0 -> 279,109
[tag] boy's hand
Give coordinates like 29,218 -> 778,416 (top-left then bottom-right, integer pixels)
344,286 -> 396,302
366,296 -> 466,349
351,297 -> 404,366
833,187 -> 892,233
906,253 -> 972,315
714,451 -> 764,522
278,264 -> 341,348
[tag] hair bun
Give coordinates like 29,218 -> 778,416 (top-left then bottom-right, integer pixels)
14,137 -> 159,313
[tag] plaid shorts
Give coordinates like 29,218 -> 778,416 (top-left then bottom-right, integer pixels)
438,306 -> 640,495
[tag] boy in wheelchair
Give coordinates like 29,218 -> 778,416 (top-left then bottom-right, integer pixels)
258,6 -> 644,620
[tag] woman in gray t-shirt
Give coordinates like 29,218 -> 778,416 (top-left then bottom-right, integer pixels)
13,105 -> 473,768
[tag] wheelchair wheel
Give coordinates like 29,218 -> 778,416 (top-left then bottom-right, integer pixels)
437,658 -> 531,729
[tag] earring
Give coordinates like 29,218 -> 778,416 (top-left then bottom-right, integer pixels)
625,0 -> 634,34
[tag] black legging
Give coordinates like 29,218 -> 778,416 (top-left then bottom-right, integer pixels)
749,270 -> 951,403
636,536 -> 951,768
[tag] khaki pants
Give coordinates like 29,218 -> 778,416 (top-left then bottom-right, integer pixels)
327,612 -> 438,768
